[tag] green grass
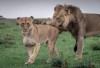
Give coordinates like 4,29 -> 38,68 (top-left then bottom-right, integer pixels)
0,19 -> 100,68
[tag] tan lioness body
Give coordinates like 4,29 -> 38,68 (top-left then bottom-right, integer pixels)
17,16 -> 59,64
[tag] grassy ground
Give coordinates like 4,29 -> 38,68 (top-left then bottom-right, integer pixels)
0,19 -> 100,68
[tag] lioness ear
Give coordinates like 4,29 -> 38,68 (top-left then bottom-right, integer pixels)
17,17 -> 20,23
54,7 -> 57,11
30,16 -> 34,23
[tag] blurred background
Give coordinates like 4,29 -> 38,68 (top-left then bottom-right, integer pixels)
0,0 -> 100,18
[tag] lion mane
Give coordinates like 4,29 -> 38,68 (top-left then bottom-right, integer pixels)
51,4 -> 100,60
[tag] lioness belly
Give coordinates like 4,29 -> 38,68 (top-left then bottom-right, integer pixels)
23,36 -> 48,45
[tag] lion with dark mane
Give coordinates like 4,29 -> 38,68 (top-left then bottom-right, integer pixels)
50,4 -> 100,60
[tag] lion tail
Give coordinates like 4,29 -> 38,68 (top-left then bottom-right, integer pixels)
74,44 -> 77,52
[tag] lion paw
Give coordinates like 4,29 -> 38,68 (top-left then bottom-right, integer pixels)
75,55 -> 82,61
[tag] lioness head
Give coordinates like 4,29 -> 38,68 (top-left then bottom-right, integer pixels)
17,16 -> 34,32
51,4 -> 75,29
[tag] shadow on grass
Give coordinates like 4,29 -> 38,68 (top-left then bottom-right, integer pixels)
74,61 -> 96,68
50,51 -> 96,68
0,22 -> 11,29
91,44 -> 100,51
51,52 -> 68,68
0,34 -> 16,48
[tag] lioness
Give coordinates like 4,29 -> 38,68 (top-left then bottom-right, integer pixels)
17,16 -> 59,64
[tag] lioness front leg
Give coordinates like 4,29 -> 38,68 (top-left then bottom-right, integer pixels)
25,45 -> 32,60
47,41 -> 56,63
25,43 -> 40,64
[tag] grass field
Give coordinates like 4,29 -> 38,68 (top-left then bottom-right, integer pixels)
0,18 -> 100,68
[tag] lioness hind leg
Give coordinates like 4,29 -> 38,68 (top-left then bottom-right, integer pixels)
54,47 -> 59,56
25,43 -> 40,64
47,40 -> 56,63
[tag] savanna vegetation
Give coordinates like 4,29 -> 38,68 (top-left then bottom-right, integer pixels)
0,18 -> 100,68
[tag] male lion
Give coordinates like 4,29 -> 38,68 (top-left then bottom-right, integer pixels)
50,4 -> 100,60
17,16 -> 59,64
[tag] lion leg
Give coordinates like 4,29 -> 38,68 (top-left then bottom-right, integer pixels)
76,36 -> 84,61
47,40 -> 55,63
25,45 -> 32,60
25,43 -> 40,64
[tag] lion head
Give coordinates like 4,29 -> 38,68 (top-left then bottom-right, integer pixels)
17,16 -> 34,32
51,4 -> 82,29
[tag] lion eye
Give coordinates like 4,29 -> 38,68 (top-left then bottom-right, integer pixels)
27,23 -> 30,27
57,15 -> 62,20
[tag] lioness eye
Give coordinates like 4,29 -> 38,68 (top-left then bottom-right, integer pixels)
20,23 -> 24,27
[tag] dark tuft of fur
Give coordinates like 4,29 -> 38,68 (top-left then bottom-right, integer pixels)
65,5 -> 80,10
64,4 -> 81,15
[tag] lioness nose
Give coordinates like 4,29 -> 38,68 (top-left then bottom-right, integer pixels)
57,17 -> 60,20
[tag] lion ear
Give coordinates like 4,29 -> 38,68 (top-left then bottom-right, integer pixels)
68,9 -> 71,14
30,16 -> 34,23
54,4 -> 63,11
65,9 -> 71,15
30,16 -> 34,19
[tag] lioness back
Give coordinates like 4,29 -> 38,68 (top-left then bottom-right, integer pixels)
17,16 -> 59,64
34,24 -> 59,42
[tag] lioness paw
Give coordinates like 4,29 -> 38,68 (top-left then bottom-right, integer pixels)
25,61 -> 34,65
